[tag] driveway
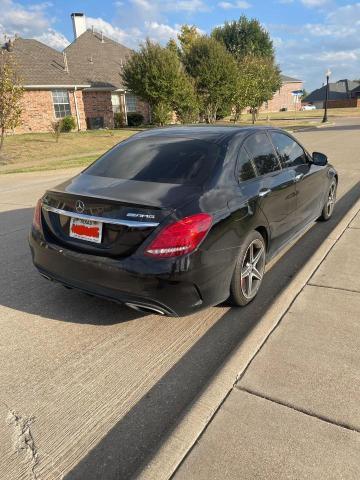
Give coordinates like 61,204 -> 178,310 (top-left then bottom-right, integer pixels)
0,118 -> 359,479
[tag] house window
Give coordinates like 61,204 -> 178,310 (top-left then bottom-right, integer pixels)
125,93 -> 137,112
111,94 -> 121,113
52,90 -> 71,118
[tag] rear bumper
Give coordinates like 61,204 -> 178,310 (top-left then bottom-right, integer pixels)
29,228 -> 230,316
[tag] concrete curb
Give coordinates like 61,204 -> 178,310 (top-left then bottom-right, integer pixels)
137,197 -> 360,480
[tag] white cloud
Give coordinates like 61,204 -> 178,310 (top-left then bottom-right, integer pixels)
86,16 -> 182,48
218,1 -> 251,9
87,16 -> 143,48
172,0 -> 209,12
301,0 -> 328,6
129,0 -> 209,14
144,21 -> 180,41
130,0 -> 154,10
35,28 -> 69,49
0,0 -> 69,49
270,3 -> 360,90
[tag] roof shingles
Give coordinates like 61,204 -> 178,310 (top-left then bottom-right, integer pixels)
64,30 -> 132,90
1,38 -> 81,86
2,30 -> 132,89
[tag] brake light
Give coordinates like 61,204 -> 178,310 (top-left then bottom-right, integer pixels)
32,199 -> 42,230
145,213 -> 213,258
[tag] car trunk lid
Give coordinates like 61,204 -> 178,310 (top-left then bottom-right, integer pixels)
40,174 -> 201,258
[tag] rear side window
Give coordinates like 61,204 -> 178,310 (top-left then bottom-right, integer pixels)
270,132 -> 307,168
237,147 -> 256,181
244,133 -> 281,176
85,136 -> 221,185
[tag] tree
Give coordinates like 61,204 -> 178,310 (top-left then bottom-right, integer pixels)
184,36 -> 238,123
212,16 -> 275,62
0,52 -> 24,151
152,102 -> 172,126
236,55 -> 282,124
178,25 -> 200,56
166,38 -> 180,57
301,89 -> 308,101
173,74 -> 199,124
211,17 -> 281,123
122,39 -> 198,126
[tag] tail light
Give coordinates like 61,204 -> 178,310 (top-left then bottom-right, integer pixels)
145,213 -> 213,259
32,199 -> 42,230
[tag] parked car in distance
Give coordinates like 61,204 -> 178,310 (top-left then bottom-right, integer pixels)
302,104 -> 317,111
29,126 -> 338,317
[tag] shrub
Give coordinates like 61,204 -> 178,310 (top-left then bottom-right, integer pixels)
127,112 -> 144,127
114,111 -> 126,128
151,103 -> 171,126
61,115 -> 76,132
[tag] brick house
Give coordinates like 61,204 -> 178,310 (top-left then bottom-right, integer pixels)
260,75 -> 303,112
303,79 -> 360,109
1,13 -> 150,134
1,11 -> 302,133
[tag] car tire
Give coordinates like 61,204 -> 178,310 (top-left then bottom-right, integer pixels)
230,230 -> 266,307
319,178 -> 337,221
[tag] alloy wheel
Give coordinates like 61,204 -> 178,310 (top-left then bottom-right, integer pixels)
326,181 -> 336,217
240,239 -> 266,299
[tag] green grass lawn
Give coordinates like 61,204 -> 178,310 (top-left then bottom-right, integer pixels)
1,106 -> 359,174
222,107 -> 360,128
0,128 -> 141,174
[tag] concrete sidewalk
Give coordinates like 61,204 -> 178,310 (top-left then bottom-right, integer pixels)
174,210 -> 360,480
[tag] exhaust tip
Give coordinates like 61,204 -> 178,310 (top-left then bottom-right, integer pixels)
125,302 -> 166,316
40,273 -> 52,281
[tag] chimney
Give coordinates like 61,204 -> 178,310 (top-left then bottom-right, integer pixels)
71,13 -> 87,39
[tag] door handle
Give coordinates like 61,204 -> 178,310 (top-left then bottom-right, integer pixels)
258,188 -> 271,198
295,173 -> 304,183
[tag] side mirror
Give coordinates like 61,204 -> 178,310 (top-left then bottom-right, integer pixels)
312,152 -> 328,166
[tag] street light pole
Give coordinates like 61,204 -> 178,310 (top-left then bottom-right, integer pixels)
322,69 -> 331,123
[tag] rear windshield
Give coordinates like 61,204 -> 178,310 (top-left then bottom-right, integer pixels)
85,136 -> 221,185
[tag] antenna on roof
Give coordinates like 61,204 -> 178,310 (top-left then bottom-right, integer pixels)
101,31 -> 104,43
92,25 -> 94,34
63,52 -> 69,73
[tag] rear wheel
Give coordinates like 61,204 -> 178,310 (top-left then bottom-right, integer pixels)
230,231 -> 266,307
320,179 -> 337,221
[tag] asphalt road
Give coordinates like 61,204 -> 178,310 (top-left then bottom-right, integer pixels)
1,118 -> 360,480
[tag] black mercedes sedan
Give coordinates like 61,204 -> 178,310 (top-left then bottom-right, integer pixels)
29,126 -> 337,316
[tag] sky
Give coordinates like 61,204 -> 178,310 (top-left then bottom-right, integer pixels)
0,0 -> 359,91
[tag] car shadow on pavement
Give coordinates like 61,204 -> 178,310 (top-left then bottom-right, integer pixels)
64,181 -> 359,480
0,208 -> 144,325
0,181 -> 359,479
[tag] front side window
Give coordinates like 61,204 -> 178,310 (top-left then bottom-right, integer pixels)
52,90 -> 71,118
111,94 -> 121,113
125,93 -> 137,112
270,132 -> 307,168
237,147 -> 256,181
85,136 -> 222,185
244,133 -> 281,176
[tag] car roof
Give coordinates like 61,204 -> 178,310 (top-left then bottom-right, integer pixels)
132,125 -> 276,145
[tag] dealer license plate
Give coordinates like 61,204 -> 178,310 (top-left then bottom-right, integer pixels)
69,217 -> 103,244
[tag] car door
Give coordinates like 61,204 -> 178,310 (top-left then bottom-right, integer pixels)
242,132 -> 297,255
269,131 -> 326,229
